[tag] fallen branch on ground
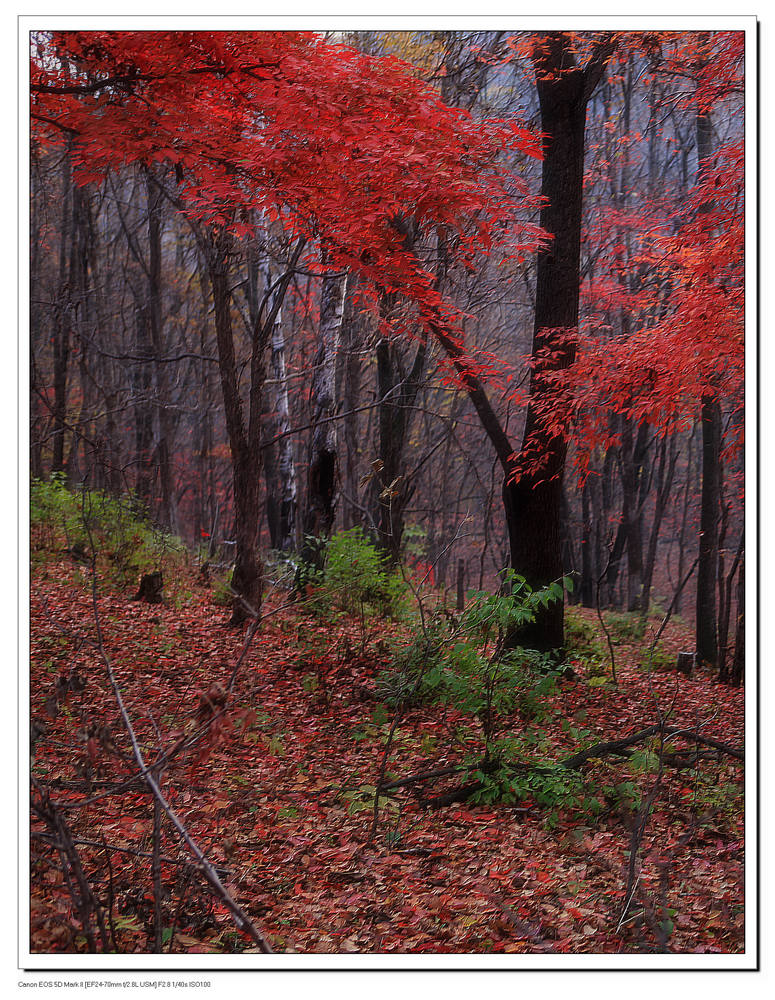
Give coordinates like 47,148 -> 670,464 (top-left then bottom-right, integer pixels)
384,723 -> 744,809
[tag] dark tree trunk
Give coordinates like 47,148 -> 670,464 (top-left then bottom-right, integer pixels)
694,106 -> 723,669
673,424 -> 697,616
30,148 -> 44,482
339,284 -> 365,531
370,330 -> 426,563
730,547 -> 745,686
503,32 -> 614,654
718,528 -> 743,683
695,395 -> 722,667
417,33 -> 614,655
620,417 -> 648,611
560,485 -> 579,604
208,241 -> 263,624
580,479 -> 596,608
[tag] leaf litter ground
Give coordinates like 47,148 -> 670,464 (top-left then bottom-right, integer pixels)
29,559 -> 744,956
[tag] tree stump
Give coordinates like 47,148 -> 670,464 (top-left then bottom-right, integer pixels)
134,571 -> 164,604
676,651 -> 694,677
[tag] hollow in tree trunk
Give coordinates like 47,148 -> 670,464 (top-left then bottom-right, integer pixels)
303,267 -> 347,547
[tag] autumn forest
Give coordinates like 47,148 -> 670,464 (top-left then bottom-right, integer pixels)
27,28 -> 747,961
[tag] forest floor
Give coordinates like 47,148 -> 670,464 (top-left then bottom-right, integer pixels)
29,554 -> 745,957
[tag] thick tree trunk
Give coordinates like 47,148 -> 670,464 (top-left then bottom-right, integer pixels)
694,106 -> 723,668
731,547 -> 745,686
504,33 -> 612,654
209,245 -> 263,624
695,394 -> 722,667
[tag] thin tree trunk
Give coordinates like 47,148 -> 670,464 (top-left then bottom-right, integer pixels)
268,294 -> 297,552
580,478 -> 595,607
620,416 -> 648,612
718,528 -> 743,683
52,145 -> 74,475
370,328 -> 427,562
339,284 -> 365,531
133,305 -> 155,510
208,232 -> 305,621
145,168 -> 177,532
640,433 -> 678,615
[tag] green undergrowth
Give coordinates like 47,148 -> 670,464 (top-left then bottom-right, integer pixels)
268,527 -> 411,622
31,474 -> 187,598
374,571 -> 586,818
603,611 -> 648,644
639,643 -> 676,673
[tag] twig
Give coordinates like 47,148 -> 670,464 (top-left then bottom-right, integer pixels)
595,535 -> 618,684
79,501 -> 274,953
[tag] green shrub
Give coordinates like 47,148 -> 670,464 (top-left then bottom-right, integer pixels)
603,611 -> 647,644
466,743 -> 595,826
374,617 -> 449,707
322,528 -> 408,618
30,474 -> 75,546
462,570 -> 566,645
211,569 -> 234,608
401,523 -> 428,561
601,779 -> 643,813
388,573 -> 566,750
687,773 -> 743,825
31,476 -> 186,589
564,610 -> 600,656
576,653 -> 612,687
640,644 -> 675,673
293,536 -> 328,596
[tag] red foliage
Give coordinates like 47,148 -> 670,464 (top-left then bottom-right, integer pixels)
518,36 -> 744,484
30,30 -> 546,354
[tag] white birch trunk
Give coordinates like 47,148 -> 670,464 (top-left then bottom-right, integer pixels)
266,279 -> 298,552
304,268 -> 348,539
